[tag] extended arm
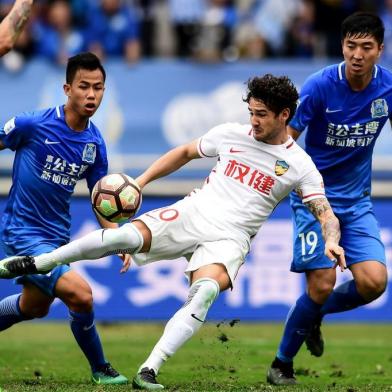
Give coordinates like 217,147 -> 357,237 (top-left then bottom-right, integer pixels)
136,139 -> 200,188
0,0 -> 33,57
305,197 -> 346,271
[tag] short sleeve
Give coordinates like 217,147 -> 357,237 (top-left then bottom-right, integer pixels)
85,139 -> 109,193
289,73 -> 323,133
197,124 -> 227,158
0,113 -> 34,151
296,158 -> 325,203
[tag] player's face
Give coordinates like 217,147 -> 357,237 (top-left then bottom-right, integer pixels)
248,98 -> 289,144
342,34 -> 383,79
63,68 -> 105,118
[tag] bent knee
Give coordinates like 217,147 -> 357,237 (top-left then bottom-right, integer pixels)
307,279 -> 335,303
191,263 -> 231,291
306,269 -> 336,303
66,291 -> 93,312
352,261 -> 387,300
190,278 -> 220,308
356,277 -> 387,300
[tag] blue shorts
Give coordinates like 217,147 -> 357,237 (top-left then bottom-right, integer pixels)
291,197 -> 386,272
2,242 -> 70,297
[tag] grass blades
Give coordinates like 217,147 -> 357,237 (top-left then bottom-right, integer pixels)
0,322 -> 390,391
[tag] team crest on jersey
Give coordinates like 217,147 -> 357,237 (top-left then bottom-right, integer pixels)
82,143 -> 96,164
275,160 -> 289,176
371,99 -> 388,118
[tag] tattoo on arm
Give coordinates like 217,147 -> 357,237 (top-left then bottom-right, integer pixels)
8,1 -> 31,40
305,198 -> 340,244
305,197 -> 330,217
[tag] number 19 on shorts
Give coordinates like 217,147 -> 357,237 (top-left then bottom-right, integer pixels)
299,231 -> 318,256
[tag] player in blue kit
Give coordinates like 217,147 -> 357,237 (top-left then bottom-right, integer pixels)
267,12 -> 389,385
0,52 -> 128,384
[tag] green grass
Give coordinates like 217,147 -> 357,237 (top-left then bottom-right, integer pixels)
0,322 -> 391,391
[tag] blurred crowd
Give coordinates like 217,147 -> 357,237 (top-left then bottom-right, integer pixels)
1,0 -> 392,70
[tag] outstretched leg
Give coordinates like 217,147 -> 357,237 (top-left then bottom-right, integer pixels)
0,223 -> 144,276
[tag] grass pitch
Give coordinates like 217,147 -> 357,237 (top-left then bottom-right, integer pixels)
0,322 -> 390,391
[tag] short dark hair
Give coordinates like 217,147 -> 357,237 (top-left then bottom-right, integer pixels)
66,52 -> 106,84
244,74 -> 298,123
341,12 -> 384,45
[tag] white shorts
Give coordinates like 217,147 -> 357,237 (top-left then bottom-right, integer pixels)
132,196 -> 249,285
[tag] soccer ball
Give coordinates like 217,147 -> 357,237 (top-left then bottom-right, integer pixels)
91,173 -> 142,223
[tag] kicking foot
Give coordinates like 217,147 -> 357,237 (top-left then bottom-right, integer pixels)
305,318 -> 324,357
0,256 -> 37,278
267,357 -> 297,385
132,367 -> 164,390
91,363 -> 128,385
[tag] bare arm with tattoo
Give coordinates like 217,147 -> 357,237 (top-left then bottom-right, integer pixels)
0,0 -> 33,57
305,197 -> 346,271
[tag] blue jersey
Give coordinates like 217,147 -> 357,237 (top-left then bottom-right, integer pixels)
0,105 -> 108,253
290,62 -> 392,206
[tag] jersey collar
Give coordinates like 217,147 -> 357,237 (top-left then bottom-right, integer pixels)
255,134 -> 294,149
338,61 -> 379,81
56,105 -> 91,130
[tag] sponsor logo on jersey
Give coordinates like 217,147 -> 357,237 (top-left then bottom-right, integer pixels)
4,117 -> 15,134
371,99 -> 388,118
82,143 -> 96,164
44,138 -> 60,145
224,159 -> 275,195
275,160 -> 289,176
229,147 -> 245,153
325,107 -> 342,113
325,121 -> 379,148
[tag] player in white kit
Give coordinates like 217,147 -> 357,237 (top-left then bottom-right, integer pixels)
0,74 -> 346,390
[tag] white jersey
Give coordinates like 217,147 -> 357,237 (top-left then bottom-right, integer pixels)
192,122 -> 325,245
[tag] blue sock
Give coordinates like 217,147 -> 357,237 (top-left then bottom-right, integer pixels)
321,280 -> 367,315
69,310 -> 107,372
277,293 -> 322,362
0,294 -> 31,331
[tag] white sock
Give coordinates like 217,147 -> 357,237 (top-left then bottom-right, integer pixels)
34,223 -> 143,271
140,278 -> 220,374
